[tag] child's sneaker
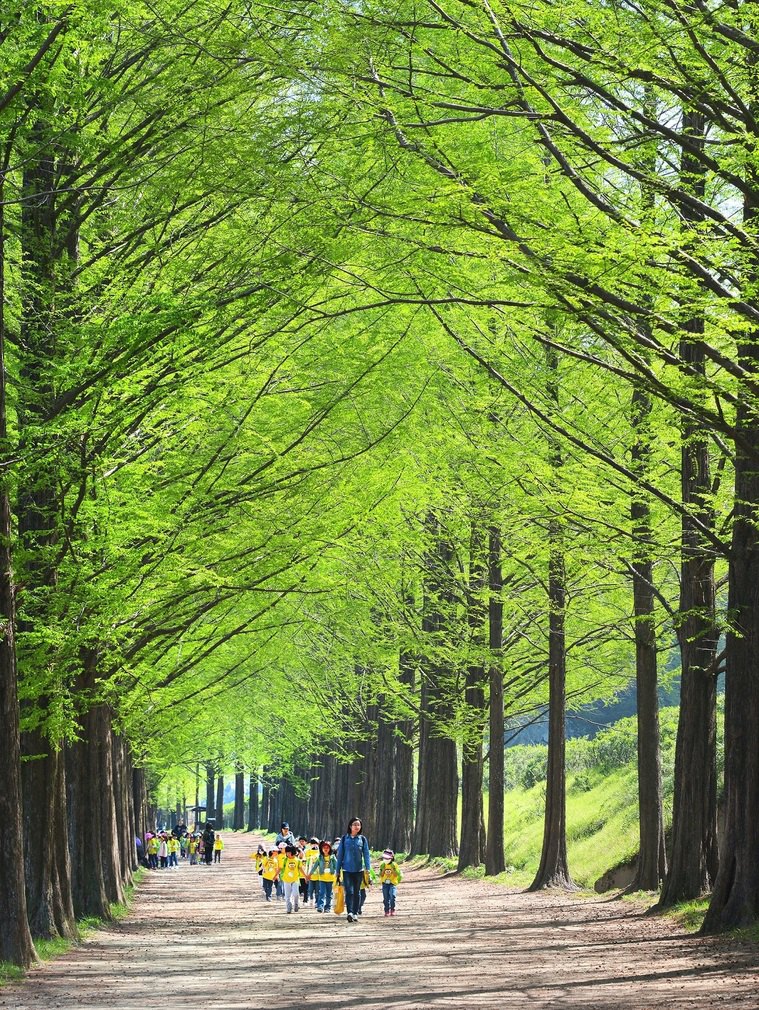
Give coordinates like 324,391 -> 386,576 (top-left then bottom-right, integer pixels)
384,910 -> 390,917
390,909 -> 396,916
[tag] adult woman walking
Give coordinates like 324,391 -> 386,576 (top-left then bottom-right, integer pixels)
335,816 -> 371,923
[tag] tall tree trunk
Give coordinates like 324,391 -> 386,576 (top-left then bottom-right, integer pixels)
390,651 -> 415,854
412,514 -> 458,858
215,773 -> 224,829
0,157 -> 37,963
659,108 -> 719,908
205,763 -> 215,824
459,522 -> 487,871
22,742 -> 76,939
261,772 -> 271,833
531,347 -> 574,891
233,767 -> 245,830
703,115 -> 759,929
0,534 -> 35,961
703,426 -> 759,929
133,767 -> 148,839
629,383 -> 666,890
485,526 -> 505,875
374,703 -> 396,849
67,656 -> 124,918
247,771 -> 259,831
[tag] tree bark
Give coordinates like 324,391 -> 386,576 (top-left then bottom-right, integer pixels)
67,697 -> 118,918
702,109 -> 759,929
261,772 -> 271,832
412,514 -> 459,858
459,523 -> 487,871
133,767 -> 148,839
530,347 -> 575,891
233,768 -> 245,830
21,741 -> 76,939
205,763 -> 215,824
485,526 -> 505,875
0,271 -> 36,955
216,773 -> 224,829
629,383 -> 666,890
247,771 -> 259,831
374,701 -> 397,849
389,651 -> 415,854
659,108 -> 719,908
702,383 -> 759,930
0,138 -> 37,966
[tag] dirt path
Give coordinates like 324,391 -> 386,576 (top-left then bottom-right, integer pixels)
4,833 -> 758,1010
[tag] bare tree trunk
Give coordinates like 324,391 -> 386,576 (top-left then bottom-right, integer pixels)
390,652 -> 415,854
629,383 -> 666,890
374,703 -> 396,849
205,763 -> 215,824
412,514 -> 458,858
659,108 -> 719,907
485,526 -> 505,875
703,117 -> 759,928
247,771 -> 259,831
233,768 -> 245,830
21,740 -> 76,939
67,663 -> 122,919
459,522 -> 487,871
530,348 -> 574,891
216,774 -> 224,829
261,772 -> 271,832
0,160 -> 37,962
133,768 -> 148,839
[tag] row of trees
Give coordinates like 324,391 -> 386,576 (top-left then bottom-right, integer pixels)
1,0 -> 758,967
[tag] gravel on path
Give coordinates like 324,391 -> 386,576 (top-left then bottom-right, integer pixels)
3,832 -> 758,1010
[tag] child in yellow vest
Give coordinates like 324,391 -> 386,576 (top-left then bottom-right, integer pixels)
313,840 -> 337,913
168,835 -> 180,868
281,845 -> 305,913
275,842 -> 287,900
147,835 -> 160,870
260,849 -> 280,901
213,833 -> 224,864
250,843 -> 266,890
303,838 -> 320,906
379,848 -> 403,916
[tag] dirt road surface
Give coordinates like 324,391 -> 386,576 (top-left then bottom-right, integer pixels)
4,833 -> 758,1010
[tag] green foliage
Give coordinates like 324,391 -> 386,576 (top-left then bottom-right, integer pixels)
0,0 -> 739,839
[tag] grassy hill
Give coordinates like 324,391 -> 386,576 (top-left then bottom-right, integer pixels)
487,705 -> 693,889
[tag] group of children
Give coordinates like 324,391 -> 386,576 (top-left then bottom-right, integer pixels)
145,829 -> 224,868
253,836 -> 403,917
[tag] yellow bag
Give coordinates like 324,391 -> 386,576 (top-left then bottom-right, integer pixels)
362,870 -> 371,888
334,884 -> 345,915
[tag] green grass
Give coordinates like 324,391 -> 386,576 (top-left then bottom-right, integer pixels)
657,899 -> 759,943
0,962 -> 25,984
662,898 -> 710,933
494,766 -> 642,888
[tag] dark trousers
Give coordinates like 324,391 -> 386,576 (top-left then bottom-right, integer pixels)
342,871 -> 363,916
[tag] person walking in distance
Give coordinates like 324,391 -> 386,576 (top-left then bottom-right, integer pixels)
213,832 -> 224,863
202,823 -> 215,865
335,816 -> 371,923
